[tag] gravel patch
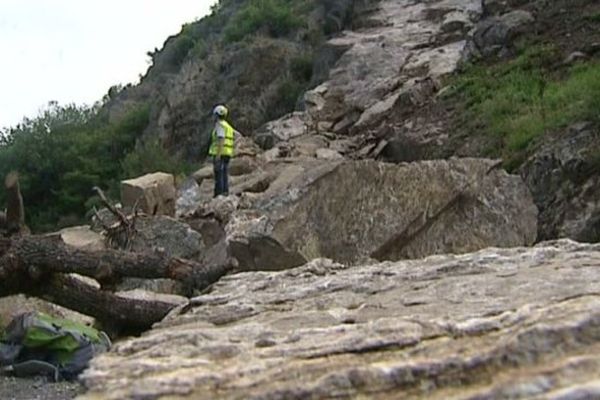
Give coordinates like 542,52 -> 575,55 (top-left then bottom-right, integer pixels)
0,375 -> 83,400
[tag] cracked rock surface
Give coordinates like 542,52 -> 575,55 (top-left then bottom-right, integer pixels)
81,240 -> 600,399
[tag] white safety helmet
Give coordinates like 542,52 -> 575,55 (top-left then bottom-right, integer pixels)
213,104 -> 228,118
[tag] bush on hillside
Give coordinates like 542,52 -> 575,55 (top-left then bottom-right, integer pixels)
224,0 -> 305,43
584,12 -> 600,23
121,138 -> 191,180
0,103 -> 163,231
290,53 -> 314,82
447,44 -> 600,166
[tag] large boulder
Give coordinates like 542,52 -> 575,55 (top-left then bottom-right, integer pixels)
128,215 -> 205,260
472,10 -> 535,57
253,112 -> 309,150
191,165 -> 213,183
289,135 -> 331,158
121,172 -> 176,217
226,158 -> 537,267
81,240 -> 600,399
114,215 -> 206,296
520,122 -> 600,242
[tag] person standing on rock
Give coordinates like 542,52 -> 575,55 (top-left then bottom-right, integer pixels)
209,104 -> 238,197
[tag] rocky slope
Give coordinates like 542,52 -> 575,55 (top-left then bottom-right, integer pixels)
69,3 -> 600,398
255,0 -> 600,244
6,0 -> 600,398
103,0 -> 600,244
103,0 -> 365,160
81,240 -> 600,399
254,0 -> 485,153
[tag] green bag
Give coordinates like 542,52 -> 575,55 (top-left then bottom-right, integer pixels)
0,311 -> 111,381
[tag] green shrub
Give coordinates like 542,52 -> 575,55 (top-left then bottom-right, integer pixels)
191,39 -> 208,59
170,35 -> 196,66
290,53 -> 314,81
121,139 -> 191,179
448,44 -> 600,157
584,12 -> 600,23
266,77 -> 305,120
0,103 -> 151,231
224,0 -> 304,43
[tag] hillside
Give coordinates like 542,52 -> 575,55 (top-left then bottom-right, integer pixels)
103,0 -> 364,160
0,0 -> 365,231
0,0 -> 598,239
1,0 -> 600,399
103,0 -> 600,244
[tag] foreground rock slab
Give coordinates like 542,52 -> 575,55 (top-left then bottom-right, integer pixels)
81,240 -> 600,399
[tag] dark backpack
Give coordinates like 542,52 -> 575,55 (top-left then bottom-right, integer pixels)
0,311 -> 111,381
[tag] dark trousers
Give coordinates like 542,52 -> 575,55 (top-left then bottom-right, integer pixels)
213,156 -> 231,197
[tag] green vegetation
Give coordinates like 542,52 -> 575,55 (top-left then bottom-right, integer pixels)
260,52 -> 315,120
0,102 -> 187,232
224,0 -> 305,43
447,45 -> 600,166
0,0 -> 349,231
584,12 -> 600,23
290,53 -> 314,82
170,34 -> 197,66
121,138 -> 191,180
154,23 -> 208,69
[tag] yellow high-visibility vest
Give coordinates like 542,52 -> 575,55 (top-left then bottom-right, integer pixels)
209,120 -> 234,157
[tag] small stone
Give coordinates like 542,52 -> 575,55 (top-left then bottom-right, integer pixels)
255,338 -> 277,348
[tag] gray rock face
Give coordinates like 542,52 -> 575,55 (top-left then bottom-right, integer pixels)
81,240 -> 600,400
128,216 -> 205,260
483,0 -> 530,17
302,0 -> 482,134
254,112 -> 309,150
472,10 -> 534,57
225,158 -> 537,266
241,0 -> 484,156
520,122 -> 600,242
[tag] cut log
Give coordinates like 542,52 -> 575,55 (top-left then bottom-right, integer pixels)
0,235 -> 232,331
37,274 -> 176,332
5,171 -> 29,236
10,236 -> 202,288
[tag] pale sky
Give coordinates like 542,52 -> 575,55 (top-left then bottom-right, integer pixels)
0,0 -> 216,129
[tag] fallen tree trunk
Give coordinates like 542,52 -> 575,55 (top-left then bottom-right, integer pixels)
10,236 -> 201,287
37,274 -> 175,332
0,235 -> 232,331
